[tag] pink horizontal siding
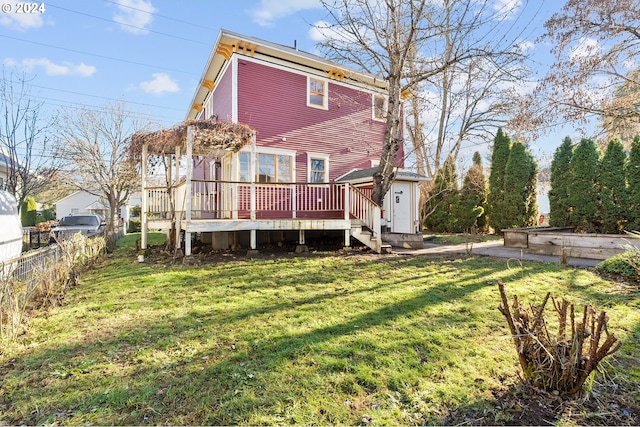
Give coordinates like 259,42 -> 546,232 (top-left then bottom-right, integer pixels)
211,62 -> 233,122
236,59 -> 400,181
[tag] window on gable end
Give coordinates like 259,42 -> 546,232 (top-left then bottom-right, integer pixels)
373,94 -> 387,121
308,77 -> 328,109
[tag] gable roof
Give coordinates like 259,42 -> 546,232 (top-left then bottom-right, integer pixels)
336,167 -> 430,184
186,28 -> 389,120
54,190 -> 99,205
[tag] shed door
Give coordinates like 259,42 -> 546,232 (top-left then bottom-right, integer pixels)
392,182 -> 413,233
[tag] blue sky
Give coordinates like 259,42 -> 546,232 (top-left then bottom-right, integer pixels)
0,0 -> 569,160
0,0 -> 329,128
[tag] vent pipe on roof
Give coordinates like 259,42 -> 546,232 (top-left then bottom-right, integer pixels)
294,40 -> 298,50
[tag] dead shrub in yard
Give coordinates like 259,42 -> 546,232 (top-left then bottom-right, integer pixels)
497,281 -> 621,396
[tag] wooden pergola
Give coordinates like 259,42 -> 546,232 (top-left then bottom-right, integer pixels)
129,119 -> 256,254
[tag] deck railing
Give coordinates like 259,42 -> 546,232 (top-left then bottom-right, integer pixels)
145,180 -> 349,220
348,185 -> 381,235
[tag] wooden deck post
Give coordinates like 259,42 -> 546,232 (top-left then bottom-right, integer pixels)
250,132 -> 257,250
344,183 -> 350,247
141,142 -> 148,250
184,126 -> 193,256
250,132 -> 256,221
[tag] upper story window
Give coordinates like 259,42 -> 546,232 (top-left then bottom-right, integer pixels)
373,94 -> 387,121
308,77 -> 328,109
308,153 -> 329,183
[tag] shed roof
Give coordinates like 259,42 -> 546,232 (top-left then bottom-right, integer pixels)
336,167 -> 430,183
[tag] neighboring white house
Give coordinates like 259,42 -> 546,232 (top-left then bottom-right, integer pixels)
54,190 -> 108,220
55,190 -> 142,223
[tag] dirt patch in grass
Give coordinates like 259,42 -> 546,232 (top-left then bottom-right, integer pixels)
451,380 -> 640,426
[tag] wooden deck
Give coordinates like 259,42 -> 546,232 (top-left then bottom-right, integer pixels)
143,180 -> 383,253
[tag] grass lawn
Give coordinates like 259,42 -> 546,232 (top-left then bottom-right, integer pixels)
1,233 -> 639,425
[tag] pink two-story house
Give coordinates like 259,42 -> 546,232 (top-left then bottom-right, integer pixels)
138,29 -> 426,254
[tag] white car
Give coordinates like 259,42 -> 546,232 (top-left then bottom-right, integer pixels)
50,214 -> 106,242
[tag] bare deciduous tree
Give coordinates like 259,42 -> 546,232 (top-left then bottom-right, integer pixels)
513,0 -> 640,144
55,103 -> 150,232
0,69 -> 58,209
405,0 -> 532,214
316,0 -> 533,206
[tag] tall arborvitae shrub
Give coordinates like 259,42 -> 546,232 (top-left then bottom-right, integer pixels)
627,136 -> 640,231
452,151 -> 487,232
20,196 -> 37,227
487,128 -> 512,233
424,156 -> 459,232
549,137 -> 573,227
567,138 -> 600,232
502,142 -> 539,228
599,139 -> 628,233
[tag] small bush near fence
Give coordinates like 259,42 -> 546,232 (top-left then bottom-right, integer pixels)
0,230 -> 123,341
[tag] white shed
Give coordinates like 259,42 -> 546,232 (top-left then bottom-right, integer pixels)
337,168 -> 430,235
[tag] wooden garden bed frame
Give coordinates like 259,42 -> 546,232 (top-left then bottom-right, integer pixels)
503,227 -> 640,260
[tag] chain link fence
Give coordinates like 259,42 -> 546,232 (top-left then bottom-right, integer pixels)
1,228 -> 125,341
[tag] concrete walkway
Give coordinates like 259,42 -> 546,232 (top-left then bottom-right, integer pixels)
394,239 -> 601,268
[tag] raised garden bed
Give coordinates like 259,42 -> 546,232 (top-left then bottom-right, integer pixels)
503,227 -> 640,260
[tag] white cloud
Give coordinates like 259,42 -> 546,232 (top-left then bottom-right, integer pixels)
0,5 -> 44,31
139,73 -> 179,95
622,58 -> 637,71
569,37 -> 601,61
250,0 -> 321,27
3,57 -> 18,67
492,0 -> 522,20
516,40 -> 535,54
112,0 -> 157,35
11,58 -> 96,77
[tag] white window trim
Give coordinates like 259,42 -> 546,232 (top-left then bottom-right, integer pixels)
238,147 -> 297,182
372,93 -> 387,122
307,76 -> 328,110
308,153 -> 330,183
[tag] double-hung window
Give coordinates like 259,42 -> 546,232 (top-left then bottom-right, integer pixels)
308,77 -> 328,109
308,153 -> 329,183
373,94 -> 387,121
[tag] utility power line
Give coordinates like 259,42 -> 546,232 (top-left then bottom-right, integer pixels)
0,34 -> 197,75
47,2 -> 210,46
102,0 -> 216,31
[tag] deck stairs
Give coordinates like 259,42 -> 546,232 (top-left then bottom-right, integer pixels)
350,219 -> 391,253
347,185 -> 392,253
